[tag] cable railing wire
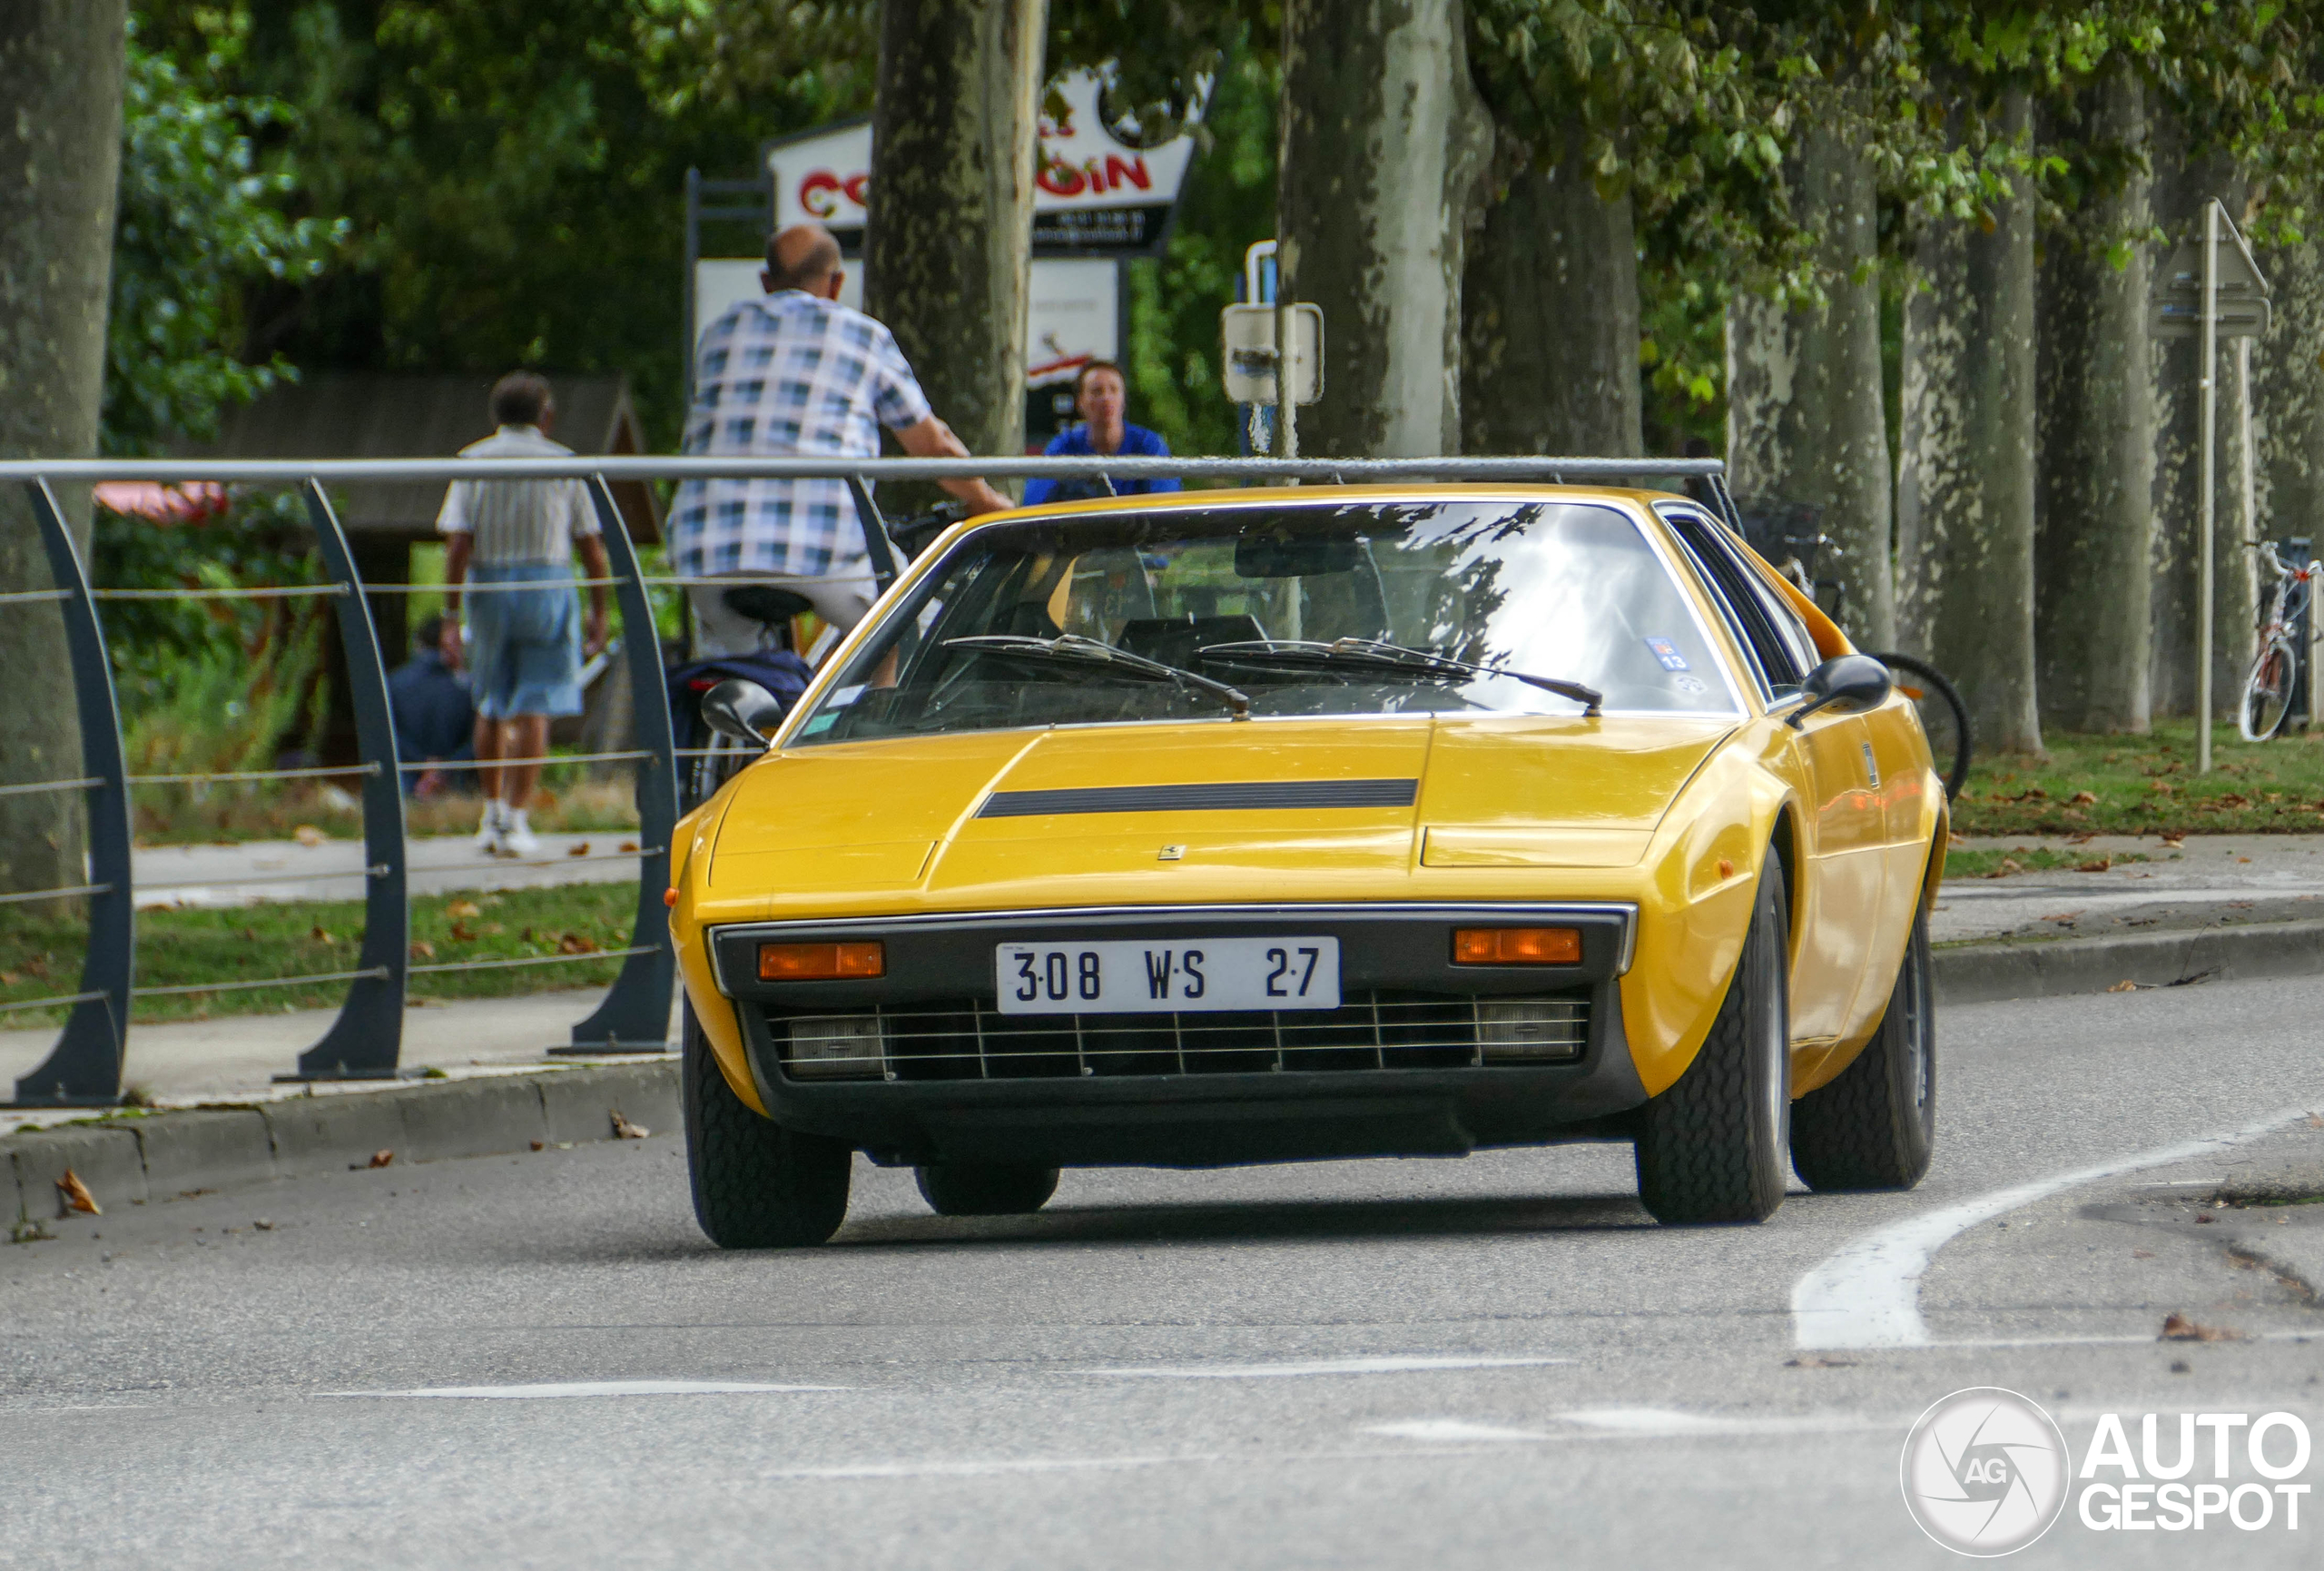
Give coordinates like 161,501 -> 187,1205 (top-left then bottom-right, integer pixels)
0,777 -> 103,799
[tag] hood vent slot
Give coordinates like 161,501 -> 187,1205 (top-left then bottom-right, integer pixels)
977,779 -> 1420,818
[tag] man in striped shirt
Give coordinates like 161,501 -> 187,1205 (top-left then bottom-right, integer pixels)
438,371 -> 611,856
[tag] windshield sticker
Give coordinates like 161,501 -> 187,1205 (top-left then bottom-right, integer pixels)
1644,637 -> 1689,671
827,685 -> 866,707
799,712 -> 837,736
1672,674 -> 1707,697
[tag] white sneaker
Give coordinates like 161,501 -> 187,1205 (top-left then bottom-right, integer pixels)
474,802 -> 505,855
500,810 -> 540,858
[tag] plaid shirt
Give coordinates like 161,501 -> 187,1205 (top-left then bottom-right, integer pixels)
673,291 -> 934,578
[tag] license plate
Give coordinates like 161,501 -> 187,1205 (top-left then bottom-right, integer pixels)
995,937 -> 1342,1015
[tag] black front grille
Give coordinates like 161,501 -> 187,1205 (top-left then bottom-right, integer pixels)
766,989 -> 1589,1082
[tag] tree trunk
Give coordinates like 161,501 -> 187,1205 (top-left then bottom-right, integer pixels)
862,0 -> 1044,498
2034,68 -> 2154,735
0,4 -> 127,901
2147,121 -> 2250,717
1724,115 -> 1893,647
1895,90 -> 2042,756
2250,221 -> 2324,726
1461,122 -> 1641,459
1280,0 -> 1492,459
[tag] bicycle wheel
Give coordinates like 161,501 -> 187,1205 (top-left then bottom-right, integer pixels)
1870,652 -> 1972,802
2240,635 -> 2299,742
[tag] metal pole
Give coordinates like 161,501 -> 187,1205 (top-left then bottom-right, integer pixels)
683,166 -> 701,410
2239,334 -> 2259,722
284,479 -> 411,1081
1274,240 -> 1298,465
9,479 -> 134,1107
2199,201 -> 2220,775
556,477 -> 680,1054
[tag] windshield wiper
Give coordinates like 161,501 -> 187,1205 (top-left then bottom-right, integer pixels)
1197,637 -> 1602,716
944,634 -> 1252,721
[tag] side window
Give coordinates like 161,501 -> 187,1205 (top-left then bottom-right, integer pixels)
1661,511 -> 1817,699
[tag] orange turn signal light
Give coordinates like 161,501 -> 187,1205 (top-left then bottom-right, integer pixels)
664,887 -> 680,907
759,941 -> 885,982
1452,926 -> 1581,965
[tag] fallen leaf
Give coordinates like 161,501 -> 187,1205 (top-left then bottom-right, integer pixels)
1985,857 -> 2026,878
482,922 -> 505,935
568,841 -> 592,857
2042,912 -> 2081,923
2074,857 -> 2112,873
0,971 -> 15,986
368,1149 -> 394,1169
445,899 -> 481,919
409,940 -> 436,960
611,1109 -> 649,1140
556,933 -> 601,955
292,824 -> 325,846
2107,980 -> 2140,993
2161,1314 -> 2240,1342
530,1141 -> 545,1151
618,841 -> 638,854
2195,1212 -> 2215,1223
310,925 -> 335,944
2071,790 -> 2098,805
254,1219 -> 274,1230
54,1170 -> 100,1215
448,922 -> 477,943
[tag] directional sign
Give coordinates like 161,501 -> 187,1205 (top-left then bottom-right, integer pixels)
1221,303 -> 1324,405
2151,210 -> 2273,340
2159,232 -> 2270,298
2152,296 -> 2272,341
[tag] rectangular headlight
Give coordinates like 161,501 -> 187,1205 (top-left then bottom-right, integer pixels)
783,1014 -> 885,1079
1477,999 -> 1586,1062
760,941 -> 885,981
1453,926 -> 1581,965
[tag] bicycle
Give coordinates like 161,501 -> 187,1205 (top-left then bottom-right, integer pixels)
1869,651 -> 1972,802
2239,538 -> 2316,742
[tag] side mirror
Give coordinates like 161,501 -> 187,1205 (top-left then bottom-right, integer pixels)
1787,654 -> 1893,729
700,678 -> 786,746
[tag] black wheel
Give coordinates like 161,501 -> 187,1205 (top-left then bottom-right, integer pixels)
913,1162 -> 1060,1217
1788,904 -> 1936,1191
1633,865 -> 1792,1225
2240,635 -> 2298,743
682,999 -> 852,1248
1870,652 -> 1971,801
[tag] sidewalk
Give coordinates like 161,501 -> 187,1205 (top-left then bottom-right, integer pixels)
132,829 -> 644,909
1935,832 -> 2324,944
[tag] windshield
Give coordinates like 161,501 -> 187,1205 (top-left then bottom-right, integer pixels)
790,499 -> 1737,746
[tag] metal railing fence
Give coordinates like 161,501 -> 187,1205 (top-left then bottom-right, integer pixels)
0,453 -> 1733,1107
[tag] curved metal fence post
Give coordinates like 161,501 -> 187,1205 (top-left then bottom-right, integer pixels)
10,479 -> 133,1107
284,479 -> 410,1080
556,475 -> 677,1053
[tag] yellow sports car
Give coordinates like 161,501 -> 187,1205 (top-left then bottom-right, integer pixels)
668,486 -> 1945,1247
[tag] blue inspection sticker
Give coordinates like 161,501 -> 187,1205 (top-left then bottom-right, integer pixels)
1644,637 -> 1689,672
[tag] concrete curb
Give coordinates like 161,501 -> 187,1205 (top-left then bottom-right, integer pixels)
5,1061 -> 679,1225
1935,919 -> 2324,1004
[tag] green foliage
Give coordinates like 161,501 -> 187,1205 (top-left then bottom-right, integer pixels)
103,19 -> 340,455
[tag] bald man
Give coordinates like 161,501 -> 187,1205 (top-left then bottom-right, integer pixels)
673,222 -> 1009,655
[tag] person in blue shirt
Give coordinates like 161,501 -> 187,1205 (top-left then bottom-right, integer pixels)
1021,361 -> 1183,506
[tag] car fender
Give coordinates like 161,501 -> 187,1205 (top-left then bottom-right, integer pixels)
668,786 -> 771,1116
1621,737 -> 1798,1097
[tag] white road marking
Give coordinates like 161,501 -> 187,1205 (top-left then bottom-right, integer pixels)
1553,1407 -> 1886,1438
1364,1419 -> 1551,1443
1065,1355 -> 1573,1380
318,1380 -> 843,1400
1791,1103 -> 2316,1349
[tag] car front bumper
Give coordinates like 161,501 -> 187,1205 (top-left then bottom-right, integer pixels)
710,903 -> 1649,1168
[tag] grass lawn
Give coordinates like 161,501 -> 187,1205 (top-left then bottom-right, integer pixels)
1953,719 -> 2324,837
131,778 -> 641,846
0,882 -> 642,1028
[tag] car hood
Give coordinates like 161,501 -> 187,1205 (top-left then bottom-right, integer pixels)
709,715 -> 1733,900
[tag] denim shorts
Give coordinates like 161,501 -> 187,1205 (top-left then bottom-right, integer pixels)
466,562 -> 583,719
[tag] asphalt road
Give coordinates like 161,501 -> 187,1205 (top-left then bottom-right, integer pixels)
6,979 -> 2324,1568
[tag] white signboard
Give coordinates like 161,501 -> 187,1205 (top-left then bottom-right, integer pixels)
692,257 -> 1118,390
1220,303 -> 1324,405
765,68 -> 1200,254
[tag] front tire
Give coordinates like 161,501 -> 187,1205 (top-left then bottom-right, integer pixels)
1633,866 -> 1792,1224
682,999 -> 852,1248
2240,635 -> 2298,742
1789,904 -> 1936,1191
914,1162 -> 1060,1217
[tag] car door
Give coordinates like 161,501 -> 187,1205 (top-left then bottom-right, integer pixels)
1659,509 -> 1886,1042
